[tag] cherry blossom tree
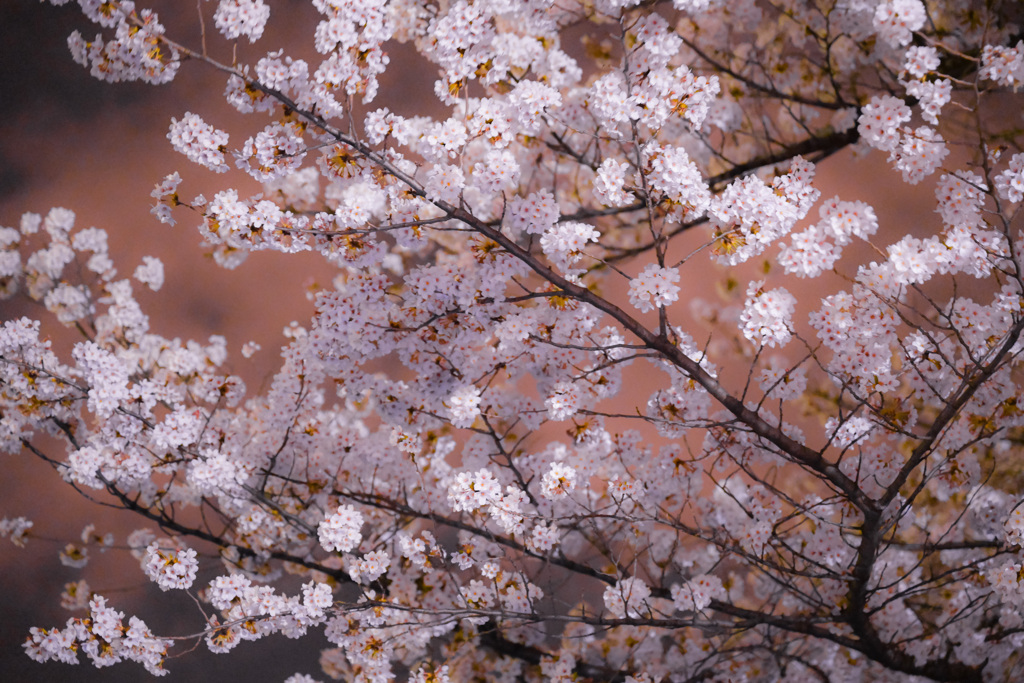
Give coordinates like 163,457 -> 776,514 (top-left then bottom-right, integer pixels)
4,0 -> 1024,680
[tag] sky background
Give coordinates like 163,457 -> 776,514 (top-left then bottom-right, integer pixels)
0,2 -> 940,681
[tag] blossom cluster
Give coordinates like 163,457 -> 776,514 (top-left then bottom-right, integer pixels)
24,596 -> 171,675
318,505 -> 364,553
142,543 -> 199,592
168,113 -> 230,173
214,0 -> 270,43
740,281 -> 796,348
628,264 -> 682,313
66,6 -> 179,85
